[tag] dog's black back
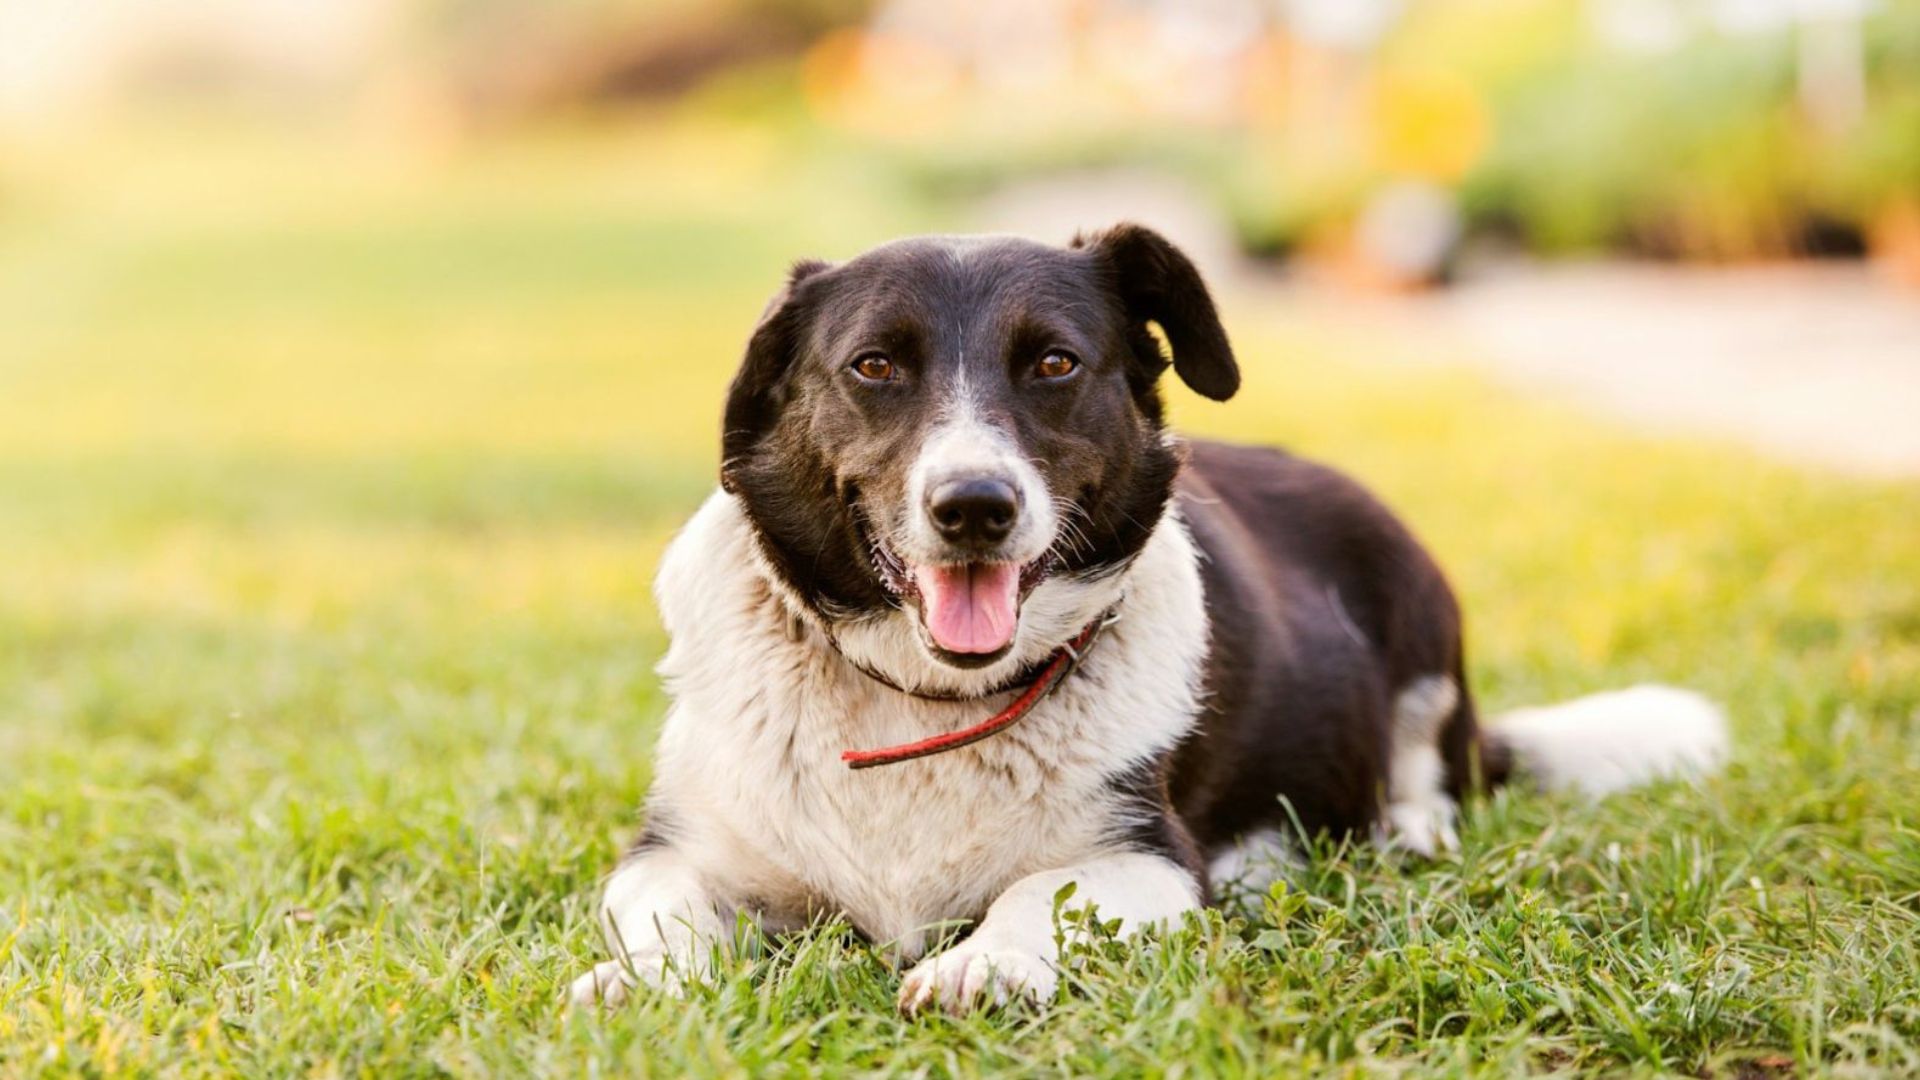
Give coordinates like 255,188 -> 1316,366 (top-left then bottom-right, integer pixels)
1171,440 -> 1497,852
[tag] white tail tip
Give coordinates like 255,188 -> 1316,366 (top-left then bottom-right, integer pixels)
1493,684 -> 1728,798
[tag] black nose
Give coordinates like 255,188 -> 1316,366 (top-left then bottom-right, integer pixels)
927,477 -> 1019,547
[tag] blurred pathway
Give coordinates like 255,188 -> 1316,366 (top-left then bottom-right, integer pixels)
1410,263 -> 1920,479
978,178 -> 1920,479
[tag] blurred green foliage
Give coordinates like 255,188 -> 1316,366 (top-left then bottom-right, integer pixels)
754,0 -> 1920,262
1463,5 -> 1920,258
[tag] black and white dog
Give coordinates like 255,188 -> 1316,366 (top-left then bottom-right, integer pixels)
570,225 -> 1726,1013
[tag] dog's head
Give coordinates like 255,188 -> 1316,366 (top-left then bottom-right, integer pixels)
719,224 -> 1237,676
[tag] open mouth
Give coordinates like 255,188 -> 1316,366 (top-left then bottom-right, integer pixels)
866,528 -> 1054,661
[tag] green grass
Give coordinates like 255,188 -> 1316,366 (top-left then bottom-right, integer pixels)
3,122 -> 1919,1077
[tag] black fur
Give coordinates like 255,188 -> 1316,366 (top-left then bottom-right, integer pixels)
1072,224 -> 1240,403
1170,442 -> 1496,847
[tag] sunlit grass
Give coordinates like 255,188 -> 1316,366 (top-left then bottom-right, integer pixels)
1,124 -> 1917,1076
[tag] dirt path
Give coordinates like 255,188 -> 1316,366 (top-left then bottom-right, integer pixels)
979,179 -> 1920,480
1403,263 -> 1920,479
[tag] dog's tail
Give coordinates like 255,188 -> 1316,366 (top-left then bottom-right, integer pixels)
1482,685 -> 1728,797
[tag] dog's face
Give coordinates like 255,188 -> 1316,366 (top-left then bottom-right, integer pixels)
720,224 -> 1237,670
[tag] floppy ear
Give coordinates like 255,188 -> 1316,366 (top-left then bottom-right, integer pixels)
720,258 -> 831,493
1075,223 -> 1239,401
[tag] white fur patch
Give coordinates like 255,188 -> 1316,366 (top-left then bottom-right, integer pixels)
1378,675 -> 1460,857
571,489 -> 1211,1005
1493,684 -> 1727,798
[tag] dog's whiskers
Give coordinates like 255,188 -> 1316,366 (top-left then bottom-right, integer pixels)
1049,495 -> 1096,561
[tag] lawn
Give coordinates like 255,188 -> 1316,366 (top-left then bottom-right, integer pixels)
2,122 -> 1918,1077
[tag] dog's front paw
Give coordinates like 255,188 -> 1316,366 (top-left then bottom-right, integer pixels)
565,949 -> 688,1009
898,942 -> 1059,1015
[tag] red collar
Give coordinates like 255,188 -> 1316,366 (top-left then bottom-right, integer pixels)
840,609 -> 1120,770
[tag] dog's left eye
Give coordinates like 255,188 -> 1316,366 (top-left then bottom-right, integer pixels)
851,354 -> 896,382
1034,351 -> 1079,380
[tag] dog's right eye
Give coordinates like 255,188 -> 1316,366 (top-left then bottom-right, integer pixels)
851,354 -> 896,382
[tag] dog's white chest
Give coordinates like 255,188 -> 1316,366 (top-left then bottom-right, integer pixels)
786,709 -> 1110,950
644,492 -> 1209,954
656,652 -> 1135,952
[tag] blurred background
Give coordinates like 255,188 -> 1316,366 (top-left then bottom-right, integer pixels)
3,0 -> 1917,478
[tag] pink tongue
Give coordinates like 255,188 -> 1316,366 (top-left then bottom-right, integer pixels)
912,563 -> 1020,654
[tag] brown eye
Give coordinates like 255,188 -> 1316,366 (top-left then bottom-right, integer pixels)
1035,351 -> 1078,380
852,354 -> 895,382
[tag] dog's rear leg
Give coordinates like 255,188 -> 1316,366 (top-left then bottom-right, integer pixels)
567,845 -> 729,1008
1379,674 -> 1468,857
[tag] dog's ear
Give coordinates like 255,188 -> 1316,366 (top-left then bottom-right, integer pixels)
720,258 -> 831,493
1075,223 -> 1239,402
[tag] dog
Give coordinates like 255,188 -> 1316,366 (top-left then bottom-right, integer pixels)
568,224 -> 1727,1013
